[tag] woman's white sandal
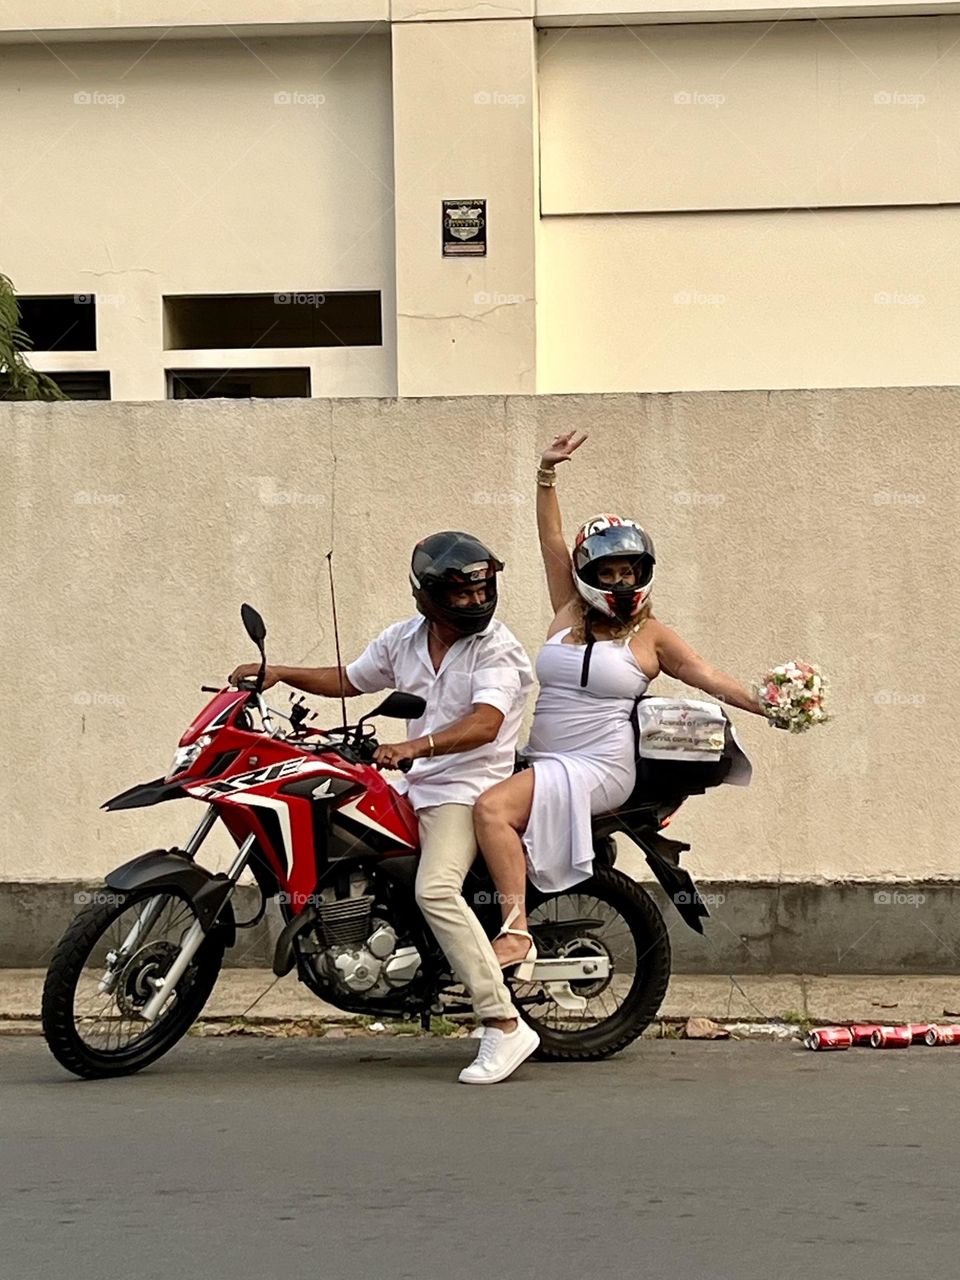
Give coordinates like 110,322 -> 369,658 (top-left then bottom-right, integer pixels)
494,904 -> 538,981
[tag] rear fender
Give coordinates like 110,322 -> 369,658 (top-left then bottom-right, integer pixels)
104,850 -> 237,944
609,820 -> 709,935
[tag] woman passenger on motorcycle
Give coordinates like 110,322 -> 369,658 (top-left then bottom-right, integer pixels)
472,432 -> 768,973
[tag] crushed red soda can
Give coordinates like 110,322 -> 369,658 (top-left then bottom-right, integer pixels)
804,1027 -> 853,1051
849,1024 -> 882,1046
924,1024 -> 960,1046
870,1026 -> 913,1048
906,1024 -> 934,1044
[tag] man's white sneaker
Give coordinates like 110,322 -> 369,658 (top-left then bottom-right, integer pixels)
458,1020 -> 540,1085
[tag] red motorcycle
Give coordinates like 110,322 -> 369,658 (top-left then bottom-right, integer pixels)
43,605 -> 718,1079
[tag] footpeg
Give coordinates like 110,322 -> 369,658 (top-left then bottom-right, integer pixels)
544,982 -> 588,1013
519,956 -> 609,1013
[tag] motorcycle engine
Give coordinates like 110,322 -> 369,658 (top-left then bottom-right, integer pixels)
309,871 -> 422,999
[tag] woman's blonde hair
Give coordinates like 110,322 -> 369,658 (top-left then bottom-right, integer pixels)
568,593 -> 654,645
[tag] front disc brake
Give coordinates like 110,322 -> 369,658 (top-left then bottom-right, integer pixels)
115,941 -> 178,1018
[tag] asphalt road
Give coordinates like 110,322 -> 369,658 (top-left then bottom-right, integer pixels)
1,1034 -> 955,1280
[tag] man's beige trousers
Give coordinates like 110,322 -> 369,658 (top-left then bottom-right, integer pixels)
414,803 -> 516,1022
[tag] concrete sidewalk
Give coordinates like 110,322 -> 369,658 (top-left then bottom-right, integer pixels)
4,969 -> 960,1030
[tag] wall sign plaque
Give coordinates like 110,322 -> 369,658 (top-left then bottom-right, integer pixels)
442,199 -> 486,257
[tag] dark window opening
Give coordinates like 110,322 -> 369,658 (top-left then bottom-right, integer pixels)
166,367 -> 311,400
16,295 -> 98,351
163,292 -> 381,350
0,370 -> 111,401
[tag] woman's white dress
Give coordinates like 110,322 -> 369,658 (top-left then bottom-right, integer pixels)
520,627 -> 652,893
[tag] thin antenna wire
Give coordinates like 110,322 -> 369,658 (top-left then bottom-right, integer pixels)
326,550 -> 348,731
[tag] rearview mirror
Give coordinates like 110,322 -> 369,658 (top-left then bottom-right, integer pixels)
372,691 -> 427,721
241,602 -> 267,648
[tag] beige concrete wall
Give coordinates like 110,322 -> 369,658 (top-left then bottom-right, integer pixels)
536,15 -> 960,393
0,35 -> 395,400
3,389 -> 958,888
391,18 -> 537,396
5,0 -> 955,36
537,208 -> 960,393
539,17 -> 960,213
4,11 -> 957,401
536,0 -> 960,21
0,2 -> 389,38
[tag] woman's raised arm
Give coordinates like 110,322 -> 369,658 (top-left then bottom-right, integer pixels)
537,432 -> 588,616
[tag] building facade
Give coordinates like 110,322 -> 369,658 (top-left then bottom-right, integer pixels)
3,5 -> 958,973
2,0 -> 958,401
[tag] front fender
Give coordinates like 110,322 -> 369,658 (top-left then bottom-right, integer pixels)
102,777 -> 188,810
105,850 -> 237,945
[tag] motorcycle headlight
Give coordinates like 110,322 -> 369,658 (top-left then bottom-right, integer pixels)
166,733 -> 212,780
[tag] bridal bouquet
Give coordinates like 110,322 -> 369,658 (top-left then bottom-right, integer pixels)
754,660 -> 830,733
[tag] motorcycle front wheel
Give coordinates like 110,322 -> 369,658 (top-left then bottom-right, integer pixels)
42,886 -> 225,1079
512,865 -> 671,1061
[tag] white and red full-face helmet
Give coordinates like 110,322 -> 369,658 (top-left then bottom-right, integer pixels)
572,514 -> 656,622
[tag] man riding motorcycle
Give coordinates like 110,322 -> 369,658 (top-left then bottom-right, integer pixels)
229,531 -> 538,1085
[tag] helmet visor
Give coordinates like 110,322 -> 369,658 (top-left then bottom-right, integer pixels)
575,526 -> 655,577
439,565 -> 498,607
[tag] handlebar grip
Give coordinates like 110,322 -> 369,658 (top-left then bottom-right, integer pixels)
397,758 -> 413,773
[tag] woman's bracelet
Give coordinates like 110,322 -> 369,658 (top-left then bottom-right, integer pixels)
536,465 -> 557,488
427,733 -> 436,757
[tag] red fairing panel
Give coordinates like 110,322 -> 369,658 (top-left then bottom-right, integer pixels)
217,803 -> 290,888
190,758 -> 360,901
179,690 -> 247,745
334,767 -> 419,850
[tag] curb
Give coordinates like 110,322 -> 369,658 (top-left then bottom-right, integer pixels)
0,1013 -> 806,1042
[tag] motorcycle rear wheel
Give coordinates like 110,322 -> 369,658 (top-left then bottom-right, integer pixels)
513,865 -> 671,1061
42,886 -> 225,1079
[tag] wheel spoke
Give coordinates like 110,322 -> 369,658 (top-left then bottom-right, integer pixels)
69,892 -> 207,1055
515,882 -> 652,1036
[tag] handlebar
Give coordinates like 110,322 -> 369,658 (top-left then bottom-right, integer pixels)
205,682 -> 415,769
352,734 -> 414,773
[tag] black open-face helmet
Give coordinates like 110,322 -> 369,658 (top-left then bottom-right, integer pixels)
410,531 -> 504,636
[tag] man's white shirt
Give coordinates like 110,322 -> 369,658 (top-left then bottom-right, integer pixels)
345,615 -> 534,812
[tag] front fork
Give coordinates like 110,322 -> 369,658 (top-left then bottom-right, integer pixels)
99,808 -> 253,1024
98,807 -> 219,997
140,834 -> 254,1023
